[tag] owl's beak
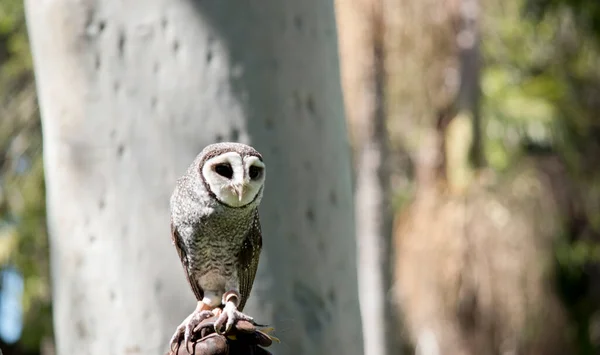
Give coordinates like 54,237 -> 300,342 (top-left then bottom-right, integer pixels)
232,183 -> 245,202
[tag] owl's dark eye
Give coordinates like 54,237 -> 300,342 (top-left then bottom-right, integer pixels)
214,163 -> 234,179
249,165 -> 263,180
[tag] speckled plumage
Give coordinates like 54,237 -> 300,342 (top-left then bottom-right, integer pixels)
170,142 -> 264,312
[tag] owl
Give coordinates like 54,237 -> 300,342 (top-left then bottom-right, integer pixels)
168,142 -> 266,352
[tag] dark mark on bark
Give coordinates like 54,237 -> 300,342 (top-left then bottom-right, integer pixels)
117,144 -> 125,157
94,53 -> 101,70
293,281 -> 326,341
329,190 -> 337,206
265,117 -> 274,130
306,208 -> 315,224
293,15 -> 304,31
230,128 -> 240,141
306,95 -> 316,115
118,31 -> 126,58
76,320 -> 87,339
328,289 -> 336,303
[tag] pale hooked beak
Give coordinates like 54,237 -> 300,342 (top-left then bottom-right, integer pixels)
231,183 -> 246,202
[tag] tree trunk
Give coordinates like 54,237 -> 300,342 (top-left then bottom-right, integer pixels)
336,1 -> 397,354
25,1 -> 362,354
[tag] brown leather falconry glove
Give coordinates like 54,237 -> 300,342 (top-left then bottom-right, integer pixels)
168,315 -> 277,355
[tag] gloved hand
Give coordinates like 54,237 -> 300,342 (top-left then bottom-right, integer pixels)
168,315 -> 276,355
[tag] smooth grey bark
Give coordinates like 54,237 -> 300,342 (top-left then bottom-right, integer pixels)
25,1 -> 362,354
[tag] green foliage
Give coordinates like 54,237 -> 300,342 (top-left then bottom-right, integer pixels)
481,0 -> 567,171
483,0 -> 600,182
0,0 -> 52,352
524,0 -> 600,41
556,239 -> 600,274
2,149 -> 53,350
481,0 -> 600,352
0,0 -> 32,91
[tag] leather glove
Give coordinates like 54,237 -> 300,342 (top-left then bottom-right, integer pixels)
168,315 -> 276,355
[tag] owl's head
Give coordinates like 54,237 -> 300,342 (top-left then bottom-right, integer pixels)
199,142 -> 266,208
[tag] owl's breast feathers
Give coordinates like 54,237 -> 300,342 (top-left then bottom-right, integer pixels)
171,207 -> 262,310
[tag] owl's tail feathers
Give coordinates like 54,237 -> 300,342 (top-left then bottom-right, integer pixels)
255,327 -> 281,344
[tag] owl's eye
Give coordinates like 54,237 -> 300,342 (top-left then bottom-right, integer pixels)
249,165 -> 263,180
214,163 -> 234,179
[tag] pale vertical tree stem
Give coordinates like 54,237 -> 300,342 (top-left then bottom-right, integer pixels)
354,1 -> 397,355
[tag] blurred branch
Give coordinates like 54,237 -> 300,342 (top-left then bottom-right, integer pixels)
351,1 -> 399,355
456,0 -> 485,169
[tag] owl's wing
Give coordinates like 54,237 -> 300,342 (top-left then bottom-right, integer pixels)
171,221 -> 204,301
236,211 -> 263,312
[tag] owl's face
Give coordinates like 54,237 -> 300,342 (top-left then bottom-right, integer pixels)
201,150 -> 266,208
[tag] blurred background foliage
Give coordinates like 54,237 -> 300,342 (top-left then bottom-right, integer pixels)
1,0 -> 600,353
0,0 -> 52,353
484,0 -> 600,176
486,0 -> 600,318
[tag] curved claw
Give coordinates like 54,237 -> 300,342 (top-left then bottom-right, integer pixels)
169,323 -> 185,353
214,302 -> 255,335
169,309 -> 213,354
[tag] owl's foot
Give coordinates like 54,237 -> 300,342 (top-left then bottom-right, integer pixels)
169,303 -> 214,354
214,291 -> 255,335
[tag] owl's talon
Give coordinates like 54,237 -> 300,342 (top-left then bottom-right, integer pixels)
214,300 -> 254,335
169,308 -> 213,353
